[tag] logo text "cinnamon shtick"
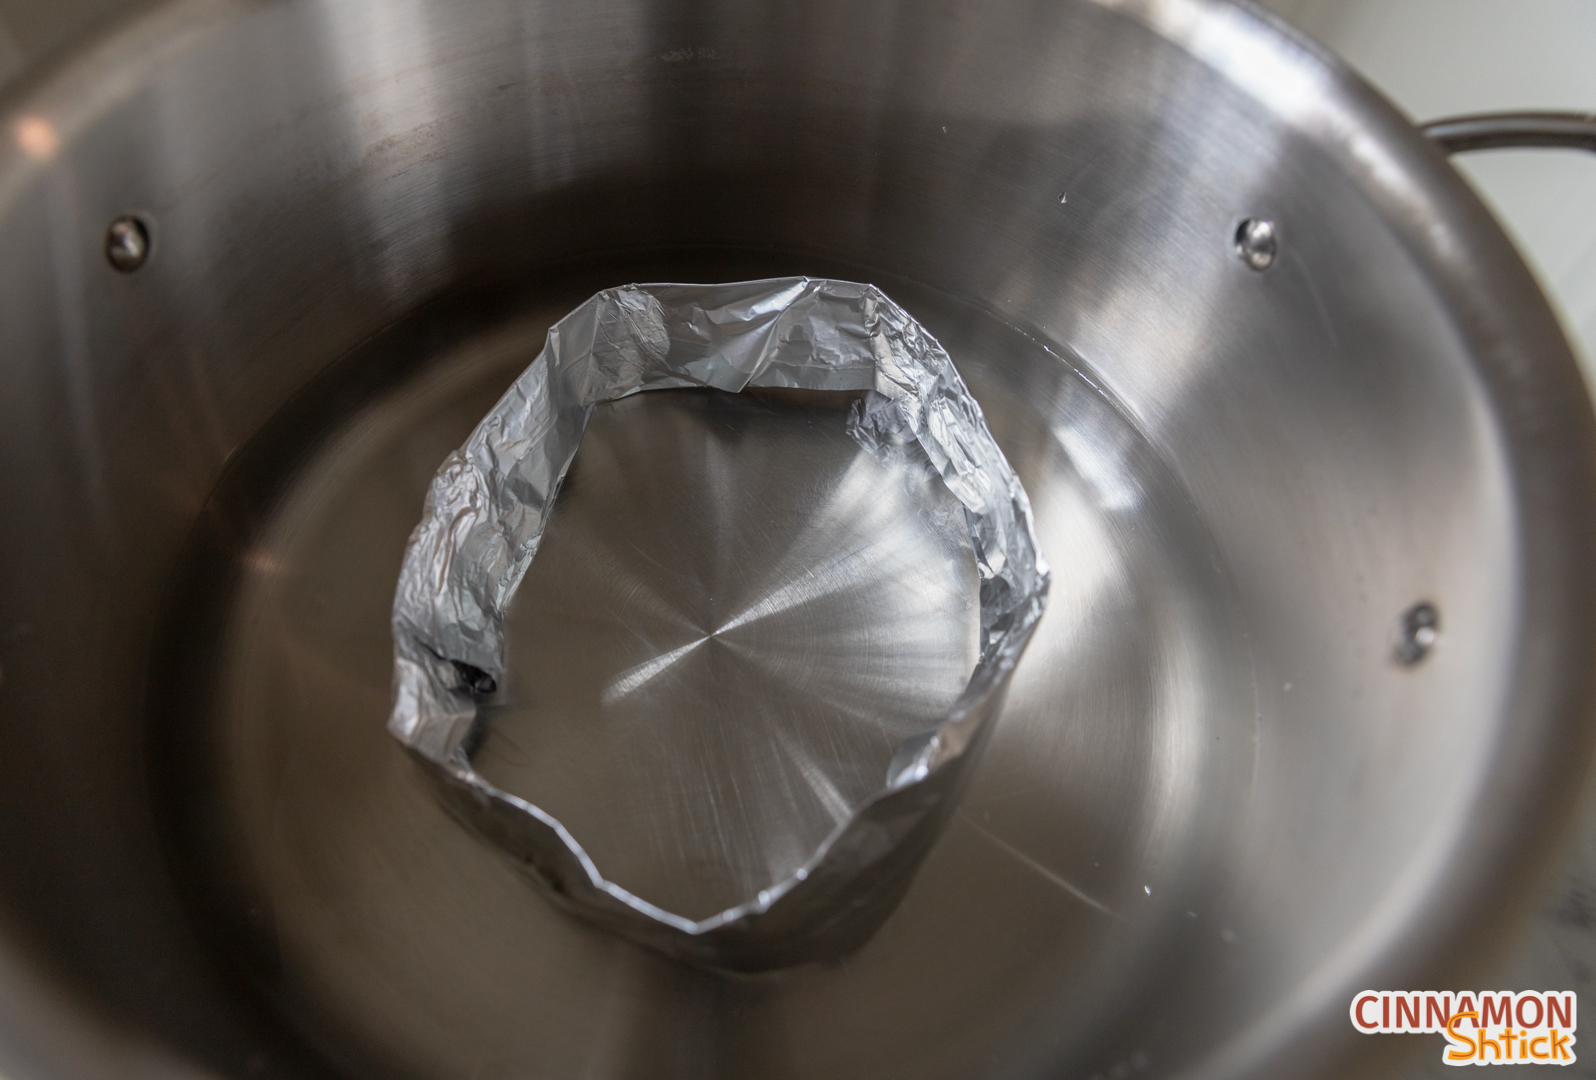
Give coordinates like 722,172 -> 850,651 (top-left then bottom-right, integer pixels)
1351,991 -> 1576,1066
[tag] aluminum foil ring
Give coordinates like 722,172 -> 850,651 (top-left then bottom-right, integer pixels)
388,278 -> 1050,970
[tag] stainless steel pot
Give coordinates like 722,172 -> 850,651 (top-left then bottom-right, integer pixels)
1,1 -> 1594,1078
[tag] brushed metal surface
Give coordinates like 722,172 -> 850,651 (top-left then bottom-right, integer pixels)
0,0 -> 1593,1078
157,278 -> 1242,1079
481,385 -> 982,922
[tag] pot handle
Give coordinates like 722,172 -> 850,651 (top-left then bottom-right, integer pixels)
1421,111 -> 1596,155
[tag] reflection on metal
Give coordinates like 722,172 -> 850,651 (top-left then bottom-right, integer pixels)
1421,112 -> 1596,156
389,278 -> 1050,970
14,116 -> 57,160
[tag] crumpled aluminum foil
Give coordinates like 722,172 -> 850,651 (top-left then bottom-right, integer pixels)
389,278 -> 1050,970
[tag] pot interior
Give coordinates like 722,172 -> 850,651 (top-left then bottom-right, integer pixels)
0,1 -> 1587,1078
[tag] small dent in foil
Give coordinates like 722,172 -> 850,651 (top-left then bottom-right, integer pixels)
451,660 -> 498,697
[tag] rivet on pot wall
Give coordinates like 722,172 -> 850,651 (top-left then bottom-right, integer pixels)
105,215 -> 151,272
1395,601 -> 1440,666
1234,217 -> 1277,271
